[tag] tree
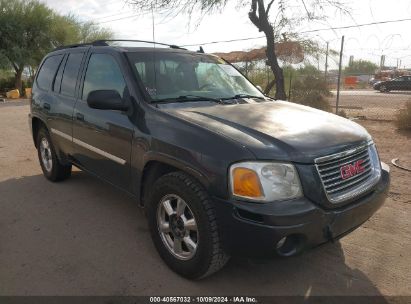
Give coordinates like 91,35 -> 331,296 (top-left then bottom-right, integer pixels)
51,14 -> 114,46
344,59 -> 378,75
0,0 -> 113,94
0,0 -> 54,93
129,0 -> 349,100
0,53 -> 11,70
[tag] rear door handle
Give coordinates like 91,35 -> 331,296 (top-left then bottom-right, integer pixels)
75,113 -> 84,121
43,103 -> 50,110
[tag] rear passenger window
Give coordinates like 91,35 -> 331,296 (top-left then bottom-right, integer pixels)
36,55 -> 63,91
82,54 -> 127,100
61,53 -> 84,97
53,55 -> 66,93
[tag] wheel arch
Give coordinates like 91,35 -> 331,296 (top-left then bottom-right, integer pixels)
31,116 -> 48,149
139,157 -> 211,207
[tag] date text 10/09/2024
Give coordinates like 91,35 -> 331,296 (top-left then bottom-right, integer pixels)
149,297 -> 258,303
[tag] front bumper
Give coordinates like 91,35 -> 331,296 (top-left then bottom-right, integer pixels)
212,163 -> 390,257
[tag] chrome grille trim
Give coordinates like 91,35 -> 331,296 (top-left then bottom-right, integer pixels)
315,142 -> 370,163
323,162 -> 371,185
327,172 -> 372,193
318,151 -> 369,172
315,141 -> 382,204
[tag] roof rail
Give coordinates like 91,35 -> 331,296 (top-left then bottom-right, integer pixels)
53,39 -> 186,52
94,39 -> 186,49
53,40 -> 108,51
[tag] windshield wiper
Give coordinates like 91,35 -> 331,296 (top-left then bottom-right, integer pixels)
220,94 -> 266,100
153,95 -> 222,104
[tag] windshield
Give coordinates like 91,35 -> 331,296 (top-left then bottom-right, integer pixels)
127,51 -> 264,101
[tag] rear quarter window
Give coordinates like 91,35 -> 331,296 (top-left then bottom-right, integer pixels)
36,55 -> 64,91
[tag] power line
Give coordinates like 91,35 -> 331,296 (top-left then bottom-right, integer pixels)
96,13 -> 143,24
181,18 -> 411,47
93,11 -> 133,21
94,8 -> 170,24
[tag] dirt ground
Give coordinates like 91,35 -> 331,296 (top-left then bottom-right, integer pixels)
328,90 -> 410,121
0,100 -> 410,297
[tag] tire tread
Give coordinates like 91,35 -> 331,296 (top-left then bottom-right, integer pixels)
149,171 -> 229,279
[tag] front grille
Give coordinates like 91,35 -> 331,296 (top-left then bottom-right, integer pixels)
315,142 -> 381,204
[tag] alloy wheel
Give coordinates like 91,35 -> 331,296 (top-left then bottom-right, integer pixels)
157,194 -> 199,260
39,137 -> 53,172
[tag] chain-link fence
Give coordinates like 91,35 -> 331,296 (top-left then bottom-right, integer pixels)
326,72 -> 410,121
233,61 -> 410,122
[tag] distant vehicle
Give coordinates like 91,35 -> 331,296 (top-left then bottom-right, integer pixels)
369,78 -> 382,86
373,76 -> 411,92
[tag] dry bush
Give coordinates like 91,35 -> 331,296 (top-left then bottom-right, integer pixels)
395,101 -> 411,130
338,110 -> 347,118
290,75 -> 332,112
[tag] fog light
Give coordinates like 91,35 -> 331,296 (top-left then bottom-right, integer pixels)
276,234 -> 306,257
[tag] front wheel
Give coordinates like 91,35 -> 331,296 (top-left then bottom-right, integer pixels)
146,172 -> 229,279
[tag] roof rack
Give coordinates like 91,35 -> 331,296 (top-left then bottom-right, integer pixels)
53,42 -> 100,51
97,39 -> 186,49
53,39 -> 186,51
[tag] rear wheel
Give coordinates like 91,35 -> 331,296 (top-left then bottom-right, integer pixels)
36,127 -> 72,182
147,172 -> 229,279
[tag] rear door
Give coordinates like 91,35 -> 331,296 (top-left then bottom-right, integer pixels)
32,54 -> 64,126
72,50 -> 134,190
406,76 -> 411,90
47,50 -> 86,155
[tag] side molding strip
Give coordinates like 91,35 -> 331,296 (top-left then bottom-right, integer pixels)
50,128 -> 126,165
51,128 -> 72,141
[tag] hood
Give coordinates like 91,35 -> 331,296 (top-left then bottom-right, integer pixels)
162,101 -> 371,163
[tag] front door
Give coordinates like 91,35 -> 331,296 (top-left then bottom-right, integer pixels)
72,51 -> 134,191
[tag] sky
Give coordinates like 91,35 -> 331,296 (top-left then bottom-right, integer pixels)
42,0 -> 411,70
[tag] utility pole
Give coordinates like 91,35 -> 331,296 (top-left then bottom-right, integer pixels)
325,42 -> 329,80
380,55 -> 386,69
288,69 -> 292,101
336,36 -> 345,115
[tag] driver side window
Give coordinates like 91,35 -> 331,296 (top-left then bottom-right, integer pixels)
83,54 -> 127,101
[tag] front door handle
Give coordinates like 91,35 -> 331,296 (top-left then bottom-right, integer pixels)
43,103 -> 50,110
75,113 -> 84,121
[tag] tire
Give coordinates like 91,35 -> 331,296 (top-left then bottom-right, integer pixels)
36,127 -> 72,182
146,171 -> 229,279
379,85 -> 390,93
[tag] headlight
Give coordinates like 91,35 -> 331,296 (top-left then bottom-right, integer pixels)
229,162 -> 303,202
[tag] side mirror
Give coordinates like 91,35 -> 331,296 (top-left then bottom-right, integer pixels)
87,90 -> 129,111
256,85 -> 263,92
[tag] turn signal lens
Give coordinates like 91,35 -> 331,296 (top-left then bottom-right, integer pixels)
232,167 -> 264,198
230,162 -> 303,202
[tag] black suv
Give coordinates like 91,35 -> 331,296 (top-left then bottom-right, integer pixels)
30,40 -> 390,279
373,75 -> 411,92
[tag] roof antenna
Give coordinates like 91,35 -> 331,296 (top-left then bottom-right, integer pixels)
198,46 -> 205,53
151,4 -> 156,47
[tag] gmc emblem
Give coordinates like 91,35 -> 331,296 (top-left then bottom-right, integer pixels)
340,160 -> 365,180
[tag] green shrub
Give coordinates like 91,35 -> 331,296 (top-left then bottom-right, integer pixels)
0,76 -> 15,92
395,101 -> 411,130
290,75 -> 332,112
